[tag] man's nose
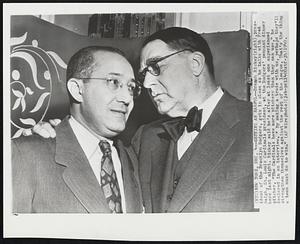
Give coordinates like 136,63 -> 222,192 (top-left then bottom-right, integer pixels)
116,85 -> 132,105
143,72 -> 158,89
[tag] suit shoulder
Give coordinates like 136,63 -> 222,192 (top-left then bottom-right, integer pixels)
131,117 -> 169,151
12,135 -> 56,154
134,117 -> 172,141
13,134 -> 55,145
12,135 -> 57,176
139,117 -> 170,133
225,94 -> 252,119
224,91 -> 252,111
235,99 -> 252,121
235,99 -> 252,111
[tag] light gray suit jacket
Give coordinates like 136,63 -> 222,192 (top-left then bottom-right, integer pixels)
12,117 -> 143,213
132,92 -> 254,213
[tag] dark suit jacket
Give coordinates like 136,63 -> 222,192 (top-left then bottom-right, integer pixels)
132,92 -> 254,213
12,117 -> 143,213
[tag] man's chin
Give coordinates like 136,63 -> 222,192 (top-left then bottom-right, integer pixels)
158,106 -> 183,118
157,103 -> 174,116
107,124 -> 126,135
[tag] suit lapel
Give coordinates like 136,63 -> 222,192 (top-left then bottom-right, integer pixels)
167,92 -> 240,212
55,118 -> 110,213
153,118 -> 184,212
116,140 -> 143,213
158,138 -> 176,212
146,122 -> 177,213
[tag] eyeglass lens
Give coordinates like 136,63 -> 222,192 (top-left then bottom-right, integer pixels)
116,80 -> 141,98
74,77 -> 141,98
138,49 -> 190,83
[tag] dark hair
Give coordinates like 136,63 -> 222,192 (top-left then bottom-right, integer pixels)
66,46 -> 126,103
143,27 -> 214,77
67,46 -> 126,81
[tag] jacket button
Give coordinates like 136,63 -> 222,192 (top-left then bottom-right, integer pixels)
167,194 -> 173,201
173,179 -> 178,187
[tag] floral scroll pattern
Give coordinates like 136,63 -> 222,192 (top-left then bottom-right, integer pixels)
11,32 -> 67,138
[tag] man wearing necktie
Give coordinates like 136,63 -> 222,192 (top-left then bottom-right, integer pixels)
11,46 -> 143,213
133,27 -> 254,213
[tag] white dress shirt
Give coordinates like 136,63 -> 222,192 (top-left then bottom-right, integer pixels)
69,116 -> 127,213
177,87 -> 224,159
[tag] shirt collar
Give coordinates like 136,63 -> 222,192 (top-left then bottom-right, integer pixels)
191,86 -> 224,129
69,116 -> 113,159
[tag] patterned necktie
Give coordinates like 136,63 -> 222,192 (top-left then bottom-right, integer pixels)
99,140 -> 122,213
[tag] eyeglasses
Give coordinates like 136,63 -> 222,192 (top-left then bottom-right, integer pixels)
138,49 -> 192,83
74,77 -> 142,98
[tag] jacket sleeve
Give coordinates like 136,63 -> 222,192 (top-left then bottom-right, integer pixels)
11,139 -> 35,213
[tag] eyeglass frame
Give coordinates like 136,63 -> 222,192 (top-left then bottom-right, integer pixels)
138,49 -> 192,83
71,77 -> 142,98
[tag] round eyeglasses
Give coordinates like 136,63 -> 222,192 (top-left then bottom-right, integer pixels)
74,77 -> 142,98
138,49 -> 192,83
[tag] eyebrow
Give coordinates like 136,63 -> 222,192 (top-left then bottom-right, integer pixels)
106,73 -> 136,82
107,72 -> 121,76
147,55 -> 168,64
140,53 -> 167,71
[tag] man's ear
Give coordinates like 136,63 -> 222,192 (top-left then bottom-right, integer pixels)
190,51 -> 205,77
67,78 -> 84,103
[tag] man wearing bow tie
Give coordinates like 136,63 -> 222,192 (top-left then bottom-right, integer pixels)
133,27 -> 254,213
